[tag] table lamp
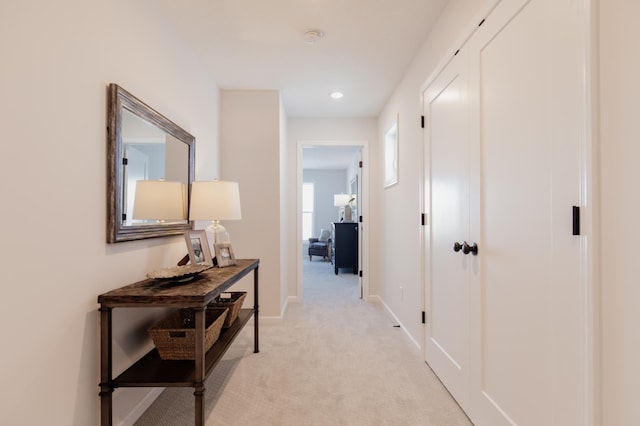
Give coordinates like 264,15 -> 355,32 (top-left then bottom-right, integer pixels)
189,180 -> 242,250
333,193 -> 353,222
133,180 -> 187,223
132,180 -> 210,280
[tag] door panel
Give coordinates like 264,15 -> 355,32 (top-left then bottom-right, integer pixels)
423,0 -> 588,425
424,50 -> 470,409
475,1 -> 553,422
468,0 -> 585,424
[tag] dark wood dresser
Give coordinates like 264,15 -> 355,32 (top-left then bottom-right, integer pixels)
331,222 -> 358,275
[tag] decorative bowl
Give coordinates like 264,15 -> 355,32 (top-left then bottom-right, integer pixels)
147,263 -> 212,281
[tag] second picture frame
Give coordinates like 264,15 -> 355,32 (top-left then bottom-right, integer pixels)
214,243 -> 236,267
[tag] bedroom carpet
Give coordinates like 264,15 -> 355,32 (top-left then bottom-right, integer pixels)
133,256 -> 471,425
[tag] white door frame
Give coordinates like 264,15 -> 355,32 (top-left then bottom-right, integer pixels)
296,140 -> 370,302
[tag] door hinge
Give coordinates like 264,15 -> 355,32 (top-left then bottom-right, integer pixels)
421,213 -> 426,226
121,213 -> 127,221
454,49 -> 460,56
359,160 -> 363,168
421,115 -> 425,128
572,206 -> 580,236
359,215 -> 363,223
122,157 -> 128,166
359,270 -> 363,278
422,311 -> 426,324
479,18 -> 486,27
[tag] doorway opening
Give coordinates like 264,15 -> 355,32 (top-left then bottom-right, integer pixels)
296,141 -> 368,302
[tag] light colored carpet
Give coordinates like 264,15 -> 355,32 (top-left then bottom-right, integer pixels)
134,256 -> 471,425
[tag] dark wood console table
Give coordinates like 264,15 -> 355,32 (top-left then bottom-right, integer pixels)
98,259 -> 260,426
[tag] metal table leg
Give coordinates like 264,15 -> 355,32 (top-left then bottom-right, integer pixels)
254,266 -> 260,353
194,307 -> 206,426
99,307 -> 113,426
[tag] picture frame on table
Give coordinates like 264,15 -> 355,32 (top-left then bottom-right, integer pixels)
185,230 -> 213,266
214,243 -> 236,267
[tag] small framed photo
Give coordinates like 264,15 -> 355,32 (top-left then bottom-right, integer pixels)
214,243 -> 236,267
185,230 -> 213,266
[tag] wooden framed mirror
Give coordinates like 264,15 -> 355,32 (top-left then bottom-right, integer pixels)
107,84 -> 195,243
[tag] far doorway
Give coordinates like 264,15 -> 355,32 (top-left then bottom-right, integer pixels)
298,142 -> 366,301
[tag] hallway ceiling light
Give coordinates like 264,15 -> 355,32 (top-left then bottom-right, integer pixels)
303,29 -> 325,44
329,91 -> 344,100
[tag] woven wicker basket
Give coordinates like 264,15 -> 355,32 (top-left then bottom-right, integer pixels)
149,307 -> 228,360
209,292 -> 247,328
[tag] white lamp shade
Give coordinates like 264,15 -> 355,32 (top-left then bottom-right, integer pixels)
132,180 -> 186,220
333,194 -> 351,207
189,180 -> 242,221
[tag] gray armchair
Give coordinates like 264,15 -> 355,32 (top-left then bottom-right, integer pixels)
308,229 -> 331,261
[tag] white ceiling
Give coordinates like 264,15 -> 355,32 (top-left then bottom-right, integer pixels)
155,0 -> 449,117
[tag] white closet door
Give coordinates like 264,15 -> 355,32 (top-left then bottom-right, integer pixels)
468,0 -> 586,424
423,48 -> 471,410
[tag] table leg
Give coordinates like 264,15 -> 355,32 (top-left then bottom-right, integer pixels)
99,307 -> 113,426
194,307 -> 206,426
254,266 -> 260,353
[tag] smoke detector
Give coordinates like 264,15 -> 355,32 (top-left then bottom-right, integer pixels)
303,29 -> 325,44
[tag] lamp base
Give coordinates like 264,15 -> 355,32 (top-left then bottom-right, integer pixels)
343,205 -> 353,222
204,221 -> 231,249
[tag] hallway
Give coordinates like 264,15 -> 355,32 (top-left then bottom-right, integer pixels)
134,257 -> 470,425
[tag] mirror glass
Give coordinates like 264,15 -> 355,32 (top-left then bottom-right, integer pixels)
107,84 -> 194,242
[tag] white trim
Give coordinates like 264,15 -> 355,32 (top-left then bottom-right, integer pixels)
254,316 -> 284,324
296,140 -> 370,303
280,294 -> 288,319
419,0 -> 502,94
296,142 -> 304,300
116,388 -> 164,426
581,1 -> 600,424
287,295 -> 301,304
371,295 -> 421,351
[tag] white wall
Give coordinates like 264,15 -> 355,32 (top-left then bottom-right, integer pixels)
287,118 -> 376,299
375,0 -> 487,344
220,90 -> 283,318
303,169 -> 348,237
0,1 -> 220,424
600,1 -> 640,424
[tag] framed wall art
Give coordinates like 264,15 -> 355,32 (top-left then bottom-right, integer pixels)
384,117 -> 399,188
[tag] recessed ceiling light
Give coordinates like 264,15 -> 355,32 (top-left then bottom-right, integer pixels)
329,91 -> 344,100
303,29 -> 325,44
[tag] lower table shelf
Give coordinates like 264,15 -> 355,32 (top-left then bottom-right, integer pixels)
114,309 -> 253,388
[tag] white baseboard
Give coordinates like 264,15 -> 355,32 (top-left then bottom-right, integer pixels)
370,295 -> 421,351
287,295 -> 301,304
115,387 -> 164,426
252,314 -> 284,324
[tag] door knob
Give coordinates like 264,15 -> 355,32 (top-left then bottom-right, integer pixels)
462,241 -> 478,255
453,242 -> 463,253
